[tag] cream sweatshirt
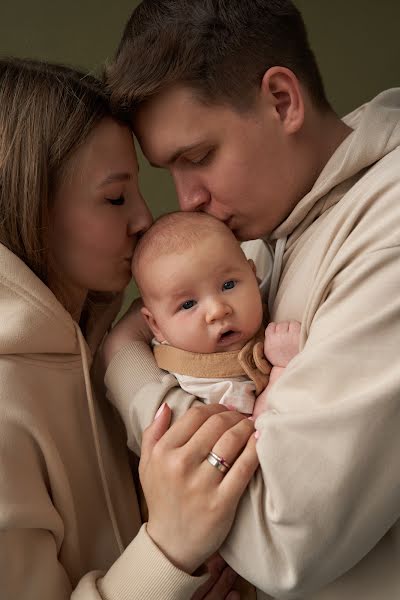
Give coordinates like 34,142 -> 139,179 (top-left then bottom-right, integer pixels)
105,88 -> 400,599
0,243 -> 206,599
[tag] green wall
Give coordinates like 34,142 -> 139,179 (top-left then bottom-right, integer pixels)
1,1 -> 399,306
1,1 -> 399,218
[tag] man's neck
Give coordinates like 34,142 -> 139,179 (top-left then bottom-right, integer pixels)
312,110 -> 353,184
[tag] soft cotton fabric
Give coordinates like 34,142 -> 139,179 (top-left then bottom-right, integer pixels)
105,89 -> 400,599
0,242 -> 207,599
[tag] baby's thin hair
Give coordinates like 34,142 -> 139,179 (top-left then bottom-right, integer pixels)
133,211 -> 237,288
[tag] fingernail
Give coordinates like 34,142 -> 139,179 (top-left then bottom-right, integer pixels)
247,416 -> 254,421
154,404 -> 166,419
254,430 -> 260,440
226,404 -> 237,411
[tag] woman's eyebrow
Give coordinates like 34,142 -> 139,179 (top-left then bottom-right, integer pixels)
98,172 -> 132,187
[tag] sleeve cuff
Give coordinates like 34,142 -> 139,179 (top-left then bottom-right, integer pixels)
98,524 -> 208,600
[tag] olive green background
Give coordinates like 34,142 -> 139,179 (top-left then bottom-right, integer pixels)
1,1 -> 399,307
1,0 -> 399,217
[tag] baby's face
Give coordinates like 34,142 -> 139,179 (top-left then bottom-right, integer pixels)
141,234 -> 263,353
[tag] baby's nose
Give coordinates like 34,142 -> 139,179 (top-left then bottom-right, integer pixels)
205,299 -> 232,323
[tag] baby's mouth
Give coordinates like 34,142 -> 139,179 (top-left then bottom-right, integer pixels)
217,329 -> 242,347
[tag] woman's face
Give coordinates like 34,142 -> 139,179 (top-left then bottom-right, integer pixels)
50,117 -> 152,300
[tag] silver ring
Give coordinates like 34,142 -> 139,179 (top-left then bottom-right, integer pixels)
207,451 -> 231,474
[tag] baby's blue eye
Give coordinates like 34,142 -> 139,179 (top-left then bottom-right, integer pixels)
223,280 -> 235,290
181,300 -> 196,310
108,195 -> 125,206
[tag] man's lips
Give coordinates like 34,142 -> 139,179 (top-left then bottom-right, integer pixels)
223,216 -> 234,229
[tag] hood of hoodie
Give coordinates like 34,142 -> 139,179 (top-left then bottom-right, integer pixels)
0,242 -> 121,358
0,240 -> 126,554
271,88 -> 400,242
266,88 -> 400,312
0,243 -> 79,356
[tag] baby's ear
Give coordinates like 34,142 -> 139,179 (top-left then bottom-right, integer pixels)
248,258 -> 261,284
141,307 -> 166,343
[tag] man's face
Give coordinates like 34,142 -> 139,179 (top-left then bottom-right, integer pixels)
135,85 -> 303,240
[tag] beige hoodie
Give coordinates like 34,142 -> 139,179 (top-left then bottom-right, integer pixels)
0,243 -> 206,599
105,88 -> 400,599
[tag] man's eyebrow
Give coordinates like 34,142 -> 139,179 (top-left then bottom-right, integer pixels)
150,141 -> 205,168
98,172 -> 132,187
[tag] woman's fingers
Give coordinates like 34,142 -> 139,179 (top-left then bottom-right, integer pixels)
185,410 -> 249,461
159,403 -> 231,449
205,416 -> 255,470
220,433 -> 259,499
140,403 -> 172,472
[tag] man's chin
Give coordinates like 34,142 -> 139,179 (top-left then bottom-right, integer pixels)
230,226 -> 247,241
234,230 -> 260,242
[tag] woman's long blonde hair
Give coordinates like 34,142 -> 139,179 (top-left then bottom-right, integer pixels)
0,58 -> 122,286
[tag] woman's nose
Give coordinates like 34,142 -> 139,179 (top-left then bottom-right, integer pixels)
128,194 -> 153,237
205,299 -> 232,324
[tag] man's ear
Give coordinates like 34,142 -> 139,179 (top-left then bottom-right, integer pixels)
141,306 -> 166,343
248,258 -> 261,285
260,66 -> 305,135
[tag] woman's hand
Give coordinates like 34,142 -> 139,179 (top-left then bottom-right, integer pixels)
140,403 -> 259,574
102,298 -> 152,367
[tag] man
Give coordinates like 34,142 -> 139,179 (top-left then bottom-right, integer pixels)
106,1 -> 400,598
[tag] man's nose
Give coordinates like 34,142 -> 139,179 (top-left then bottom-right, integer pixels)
174,174 -> 210,212
205,298 -> 232,324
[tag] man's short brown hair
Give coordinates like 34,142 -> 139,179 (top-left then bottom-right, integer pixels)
108,0 -> 330,113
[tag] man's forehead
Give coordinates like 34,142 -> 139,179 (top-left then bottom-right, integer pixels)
134,86 -> 223,164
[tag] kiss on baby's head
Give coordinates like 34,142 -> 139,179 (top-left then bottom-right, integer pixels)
133,212 -> 264,354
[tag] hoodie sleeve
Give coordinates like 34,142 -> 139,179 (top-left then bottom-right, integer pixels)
220,245 -> 400,597
105,246 -> 400,598
0,417 -> 207,600
105,340 -> 203,455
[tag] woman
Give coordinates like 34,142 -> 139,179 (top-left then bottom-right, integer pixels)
0,58 -> 258,599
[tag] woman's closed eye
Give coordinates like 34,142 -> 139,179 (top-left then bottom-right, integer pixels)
180,299 -> 197,310
222,280 -> 236,291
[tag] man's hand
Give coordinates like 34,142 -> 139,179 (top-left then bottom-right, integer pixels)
191,554 -> 240,599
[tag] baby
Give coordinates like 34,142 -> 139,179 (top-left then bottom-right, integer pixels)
132,211 -> 300,416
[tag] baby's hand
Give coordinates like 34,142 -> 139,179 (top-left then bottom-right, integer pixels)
264,320 -> 301,367
102,298 -> 152,367
253,321 -> 300,420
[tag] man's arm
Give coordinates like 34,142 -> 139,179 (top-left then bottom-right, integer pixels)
221,246 -> 400,596
105,244 -> 400,596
